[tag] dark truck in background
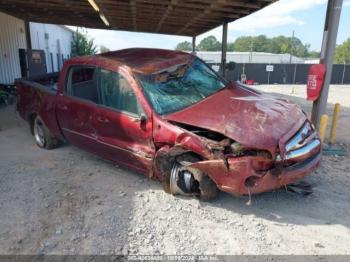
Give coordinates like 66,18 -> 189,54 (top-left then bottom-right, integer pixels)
16,48 -> 321,200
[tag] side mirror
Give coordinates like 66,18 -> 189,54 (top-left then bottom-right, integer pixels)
140,113 -> 147,125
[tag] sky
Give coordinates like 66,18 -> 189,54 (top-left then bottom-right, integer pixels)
71,0 -> 350,52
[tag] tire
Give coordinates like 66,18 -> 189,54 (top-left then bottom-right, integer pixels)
191,168 -> 218,201
167,153 -> 219,201
33,116 -> 58,149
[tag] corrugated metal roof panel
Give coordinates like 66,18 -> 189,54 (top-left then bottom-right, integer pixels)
0,0 -> 277,37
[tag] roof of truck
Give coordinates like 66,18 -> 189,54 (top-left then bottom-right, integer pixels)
98,48 -> 194,74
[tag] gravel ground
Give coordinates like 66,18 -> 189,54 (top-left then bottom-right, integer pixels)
0,103 -> 350,255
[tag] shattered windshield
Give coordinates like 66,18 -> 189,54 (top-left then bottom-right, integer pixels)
137,59 -> 226,115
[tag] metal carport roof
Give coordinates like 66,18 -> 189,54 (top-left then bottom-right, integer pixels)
0,0 -> 276,37
0,0 -> 344,129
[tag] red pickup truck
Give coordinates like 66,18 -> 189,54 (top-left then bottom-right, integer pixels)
16,48 -> 321,200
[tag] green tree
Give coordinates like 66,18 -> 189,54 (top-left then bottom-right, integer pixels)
197,36 -> 221,51
175,41 -> 192,51
291,38 -> 309,57
271,36 -> 290,53
253,35 -> 271,52
99,45 -> 110,53
231,36 -> 253,52
227,42 -> 235,51
230,35 -> 311,57
233,35 -> 269,52
71,28 -> 97,57
308,51 -> 320,58
187,34 -> 317,57
334,38 -> 350,63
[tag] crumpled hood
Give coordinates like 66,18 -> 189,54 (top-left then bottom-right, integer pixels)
164,84 -> 306,152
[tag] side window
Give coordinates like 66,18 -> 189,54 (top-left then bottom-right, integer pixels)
66,66 -> 99,103
98,68 -> 140,115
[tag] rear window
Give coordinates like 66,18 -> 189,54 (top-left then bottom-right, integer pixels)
66,66 -> 99,103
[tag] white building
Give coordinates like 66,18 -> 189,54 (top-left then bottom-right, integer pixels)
30,22 -> 73,73
0,12 -> 26,85
0,12 -> 73,85
194,51 -> 306,64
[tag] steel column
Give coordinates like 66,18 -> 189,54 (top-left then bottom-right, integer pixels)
192,36 -> 196,53
311,0 -> 343,127
24,20 -> 32,49
221,22 -> 228,77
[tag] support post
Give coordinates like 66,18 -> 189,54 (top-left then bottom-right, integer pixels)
319,114 -> 329,143
289,30 -> 294,64
329,103 -> 340,144
341,61 -> 346,84
293,63 -> 297,84
311,0 -> 343,128
24,20 -> 32,49
221,21 -> 228,78
192,36 -> 196,53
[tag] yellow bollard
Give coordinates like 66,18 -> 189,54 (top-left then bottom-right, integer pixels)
329,103 -> 340,144
319,114 -> 328,144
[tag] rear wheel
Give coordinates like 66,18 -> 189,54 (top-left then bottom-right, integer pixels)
33,116 -> 58,149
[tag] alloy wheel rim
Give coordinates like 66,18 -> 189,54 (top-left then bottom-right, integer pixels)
34,120 -> 45,147
170,162 -> 195,195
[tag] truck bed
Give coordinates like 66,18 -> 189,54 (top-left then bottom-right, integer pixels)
16,72 -> 63,139
17,72 -> 60,93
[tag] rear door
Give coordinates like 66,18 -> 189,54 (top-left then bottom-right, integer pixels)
94,67 -> 154,173
56,66 -> 100,153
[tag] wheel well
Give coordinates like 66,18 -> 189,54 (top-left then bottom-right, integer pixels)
160,150 -> 218,200
28,113 -> 37,135
156,148 -> 202,186
158,150 -> 202,175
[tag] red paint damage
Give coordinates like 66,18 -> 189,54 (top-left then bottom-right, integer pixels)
158,82 -> 321,196
16,48 -> 321,198
165,83 -> 307,156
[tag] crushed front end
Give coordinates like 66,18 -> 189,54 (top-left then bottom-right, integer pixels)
186,121 -> 321,196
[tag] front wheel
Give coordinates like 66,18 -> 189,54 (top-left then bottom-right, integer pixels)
33,116 -> 58,149
168,155 -> 219,201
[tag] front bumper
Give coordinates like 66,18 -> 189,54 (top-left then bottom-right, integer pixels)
189,122 -> 322,196
228,152 -> 321,196
189,151 -> 320,196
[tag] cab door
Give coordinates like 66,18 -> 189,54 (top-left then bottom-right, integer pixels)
56,66 -> 100,154
94,67 -> 154,173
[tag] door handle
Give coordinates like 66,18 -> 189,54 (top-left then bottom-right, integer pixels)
97,116 -> 110,123
57,104 -> 68,110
